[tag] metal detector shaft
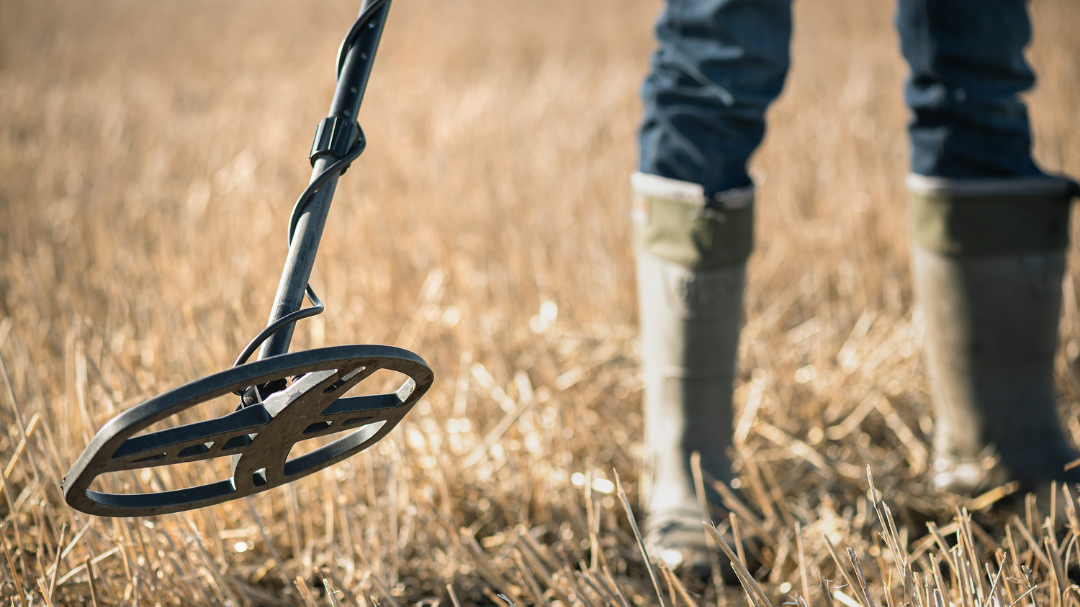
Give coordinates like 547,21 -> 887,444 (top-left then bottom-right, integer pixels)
260,0 -> 391,360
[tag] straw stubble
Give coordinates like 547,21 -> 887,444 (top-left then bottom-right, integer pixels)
1,0 -> 1080,604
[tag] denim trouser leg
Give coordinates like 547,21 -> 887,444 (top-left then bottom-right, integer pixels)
638,0 -> 793,198
641,0 -> 1044,187
896,0 -> 1043,179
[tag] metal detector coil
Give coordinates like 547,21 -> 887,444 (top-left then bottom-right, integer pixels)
65,347 -> 431,517
63,0 -> 431,517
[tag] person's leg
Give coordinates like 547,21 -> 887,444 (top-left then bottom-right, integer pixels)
897,0 -> 1080,492
899,0 -> 1043,179
634,0 -> 792,572
640,0 -> 793,195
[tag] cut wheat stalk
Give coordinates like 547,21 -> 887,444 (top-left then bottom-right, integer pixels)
615,470 -> 668,607
705,522 -> 772,607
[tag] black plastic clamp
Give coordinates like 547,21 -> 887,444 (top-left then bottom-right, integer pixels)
310,116 -> 359,168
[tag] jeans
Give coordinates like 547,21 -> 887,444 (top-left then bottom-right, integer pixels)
638,0 -> 1044,198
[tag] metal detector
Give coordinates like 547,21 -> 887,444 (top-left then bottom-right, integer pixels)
63,0 -> 432,517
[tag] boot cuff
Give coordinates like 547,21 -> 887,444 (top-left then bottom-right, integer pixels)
631,172 -> 755,269
907,174 -> 1079,198
907,173 -> 1075,256
631,172 -> 755,208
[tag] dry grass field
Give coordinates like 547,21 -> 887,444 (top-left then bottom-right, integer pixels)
3,0 -> 1080,605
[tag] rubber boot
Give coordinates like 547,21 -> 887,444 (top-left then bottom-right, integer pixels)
908,174 -> 1080,494
632,172 -> 753,576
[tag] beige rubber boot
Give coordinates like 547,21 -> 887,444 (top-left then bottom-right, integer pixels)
908,174 -> 1080,494
637,254 -> 743,565
632,172 -> 753,577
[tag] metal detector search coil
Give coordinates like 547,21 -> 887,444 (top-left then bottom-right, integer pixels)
63,0 -> 432,517
64,347 -> 431,517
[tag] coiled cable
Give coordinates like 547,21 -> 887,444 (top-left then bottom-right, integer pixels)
231,0 -> 385,371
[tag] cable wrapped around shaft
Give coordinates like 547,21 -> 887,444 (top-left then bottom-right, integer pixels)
231,0 -> 387,370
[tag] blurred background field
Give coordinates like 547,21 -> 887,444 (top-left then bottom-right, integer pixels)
2,0 -> 1080,605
